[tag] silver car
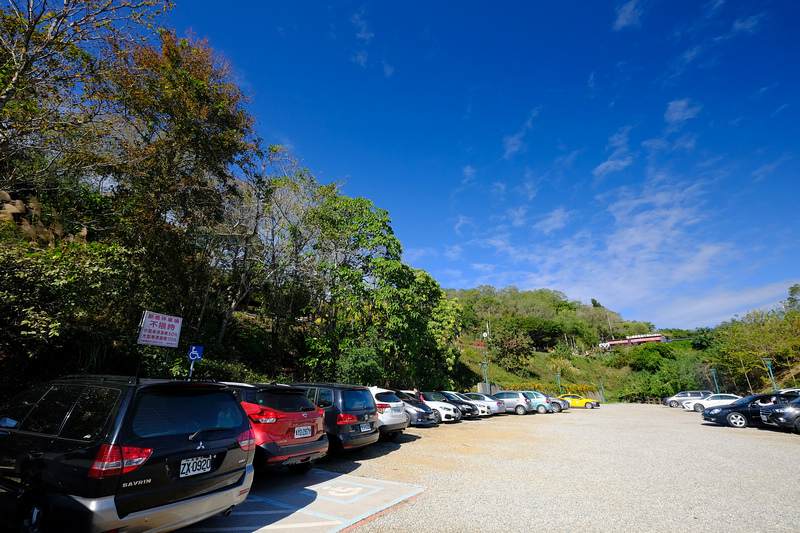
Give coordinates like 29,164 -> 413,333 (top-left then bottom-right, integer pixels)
464,392 -> 506,415
662,390 -> 714,408
494,391 -> 536,415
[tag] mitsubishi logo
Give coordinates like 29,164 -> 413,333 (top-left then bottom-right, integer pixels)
196,441 -> 205,450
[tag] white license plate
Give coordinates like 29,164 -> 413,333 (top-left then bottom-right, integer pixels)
360,423 -> 371,432
295,425 -> 311,438
180,455 -> 211,478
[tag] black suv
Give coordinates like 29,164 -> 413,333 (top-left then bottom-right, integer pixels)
0,375 -> 255,532
291,383 -> 379,452
760,395 -> 800,432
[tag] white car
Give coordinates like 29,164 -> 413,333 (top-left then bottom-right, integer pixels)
444,391 -> 490,417
368,387 -> 408,440
464,392 -> 505,415
401,390 -> 459,423
683,393 -> 742,412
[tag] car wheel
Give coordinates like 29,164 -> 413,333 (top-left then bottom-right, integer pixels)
288,462 -> 314,474
726,412 -> 748,428
794,418 -> 800,433
669,400 -> 679,408
693,403 -> 704,412
515,404 -> 526,415
537,404 -> 548,414
18,492 -> 50,533
433,409 -> 442,424
586,402 -> 594,409
551,403 -> 562,413
385,431 -> 401,441
454,408 -> 462,421
405,411 -> 412,425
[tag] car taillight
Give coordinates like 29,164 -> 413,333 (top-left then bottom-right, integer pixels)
337,413 -> 358,425
318,408 -> 325,417
546,399 -> 550,404
237,428 -> 256,451
89,444 -> 152,478
249,408 -> 281,424
376,403 -> 390,414
496,402 -> 502,406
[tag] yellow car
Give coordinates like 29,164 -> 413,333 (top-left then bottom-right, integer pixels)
558,394 -> 600,409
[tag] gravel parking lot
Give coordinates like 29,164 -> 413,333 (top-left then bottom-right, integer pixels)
317,403 -> 800,533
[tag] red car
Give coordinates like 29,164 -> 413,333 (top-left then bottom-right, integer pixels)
224,382 -> 328,473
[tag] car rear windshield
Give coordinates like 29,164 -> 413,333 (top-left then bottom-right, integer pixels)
131,389 -> 244,438
256,391 -> 316,412
523,392 -> 538,400
374,391 -> 401,403
342,389 -> 375,410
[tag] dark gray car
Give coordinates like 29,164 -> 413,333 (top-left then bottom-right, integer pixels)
292,383 -> 380,452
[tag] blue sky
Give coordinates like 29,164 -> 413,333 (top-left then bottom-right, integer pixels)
168,1 -> 799,330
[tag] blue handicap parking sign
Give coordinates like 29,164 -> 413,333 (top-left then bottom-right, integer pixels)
188,345 -> 203,361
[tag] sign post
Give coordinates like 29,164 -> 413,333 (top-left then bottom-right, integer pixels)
188,345 -> 203,378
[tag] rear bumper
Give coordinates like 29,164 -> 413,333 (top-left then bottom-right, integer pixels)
378,421 -> 408,434
256,434 -> 329,468
336,428 -> 380,450
53,464 -> 255,533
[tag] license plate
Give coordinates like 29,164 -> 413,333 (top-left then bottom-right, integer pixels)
180,455 -> 211,478
360,423 -> 371,432
295,425 -> 311,438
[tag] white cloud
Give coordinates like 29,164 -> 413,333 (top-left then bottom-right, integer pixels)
614,0 -> 643,31
444,245 -> 462,261
454,215 -> 474,237
533,208 -> 571,234
382,60 -> 394,77
507,206 -> 528,227
502,108 -> 540,159
351,50 -> 368,67
664,98 -> 702,129
351,14 -> 374,42
403,247 -> 437,265
593,126 -> 634,179
462,165 -> 477,184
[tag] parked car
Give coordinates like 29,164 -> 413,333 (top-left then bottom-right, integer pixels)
558,394 -> 601,409
760,396 -> 800,432
223,382 -> 328,473
401,390 -> 459,424
445,391 -> 492,416
0,375 -> 256,533
662,390 -> 714,408
393,390 -> 437,427
368,387 -> 409,440
494,391 -> 536,415
521,390 -> 554,413
683,393 -> 741,412
543,394 -> 570,412
702,393 -> 799,428
463,392 -> 506,415
424,391 -> 480,419
291,383 -> 379,452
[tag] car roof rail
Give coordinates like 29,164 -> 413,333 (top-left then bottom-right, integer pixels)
58,375 -> 138,385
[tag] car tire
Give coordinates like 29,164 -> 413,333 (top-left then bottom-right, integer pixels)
385,431 -> 401,441
586,402 -> 594,409
514,405 -> 526,415
433,409 -> 442,424
669,400 -> 679,408
694,403 -> 704,412
551,403 -> 562,413
726,412 -> 748,428
18,492 -> 50,533
794,418 -> 800,433
288,462 -> 314,474
537,404 -> 548,414
454,408 -> 462,421
405,411 -> 412,425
